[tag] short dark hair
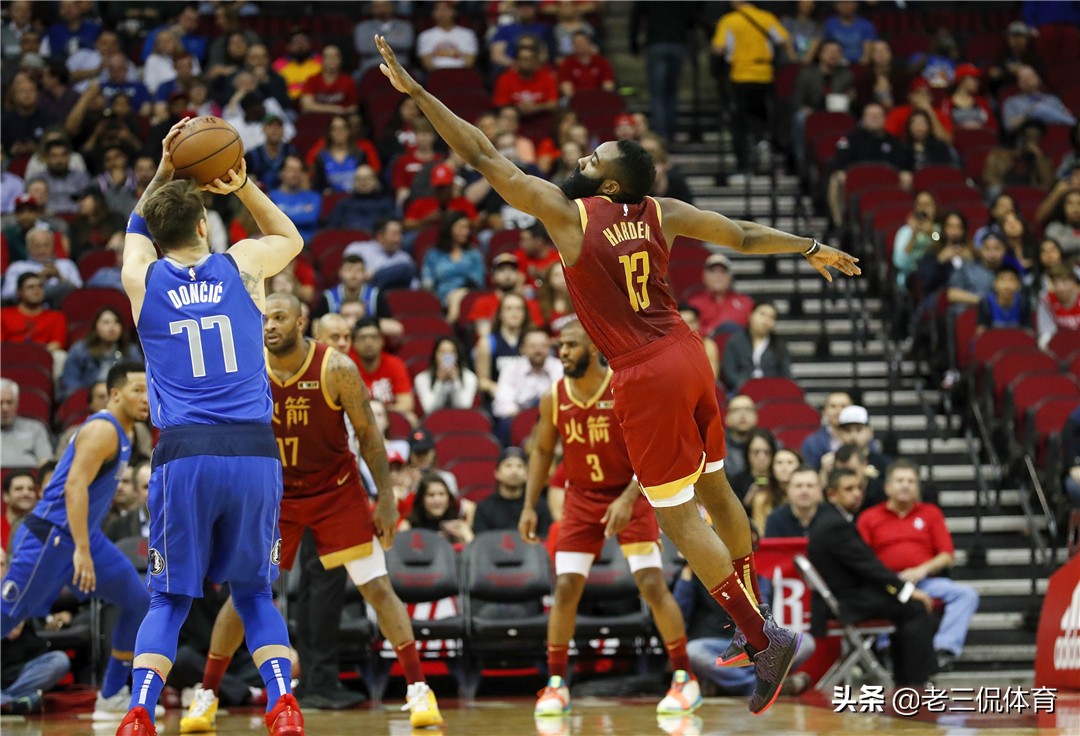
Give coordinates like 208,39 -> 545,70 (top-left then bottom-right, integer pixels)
885,458 -> 920,483
375,217 -> 401,235
611,139 -> 655,204
44,139 -> 70,155
16,272 -> 43,290
142,179 -> 204,250
834,443 -> 866,464
678,303 -> 700,318
995,263 -> 1021,279
106,361 -> 145,391
826,468 -> 858,491
352,317 -> 381,336
3,470 -> 36,494
341,254 -> 366,268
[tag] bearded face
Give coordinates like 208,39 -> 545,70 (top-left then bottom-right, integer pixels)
558,169 -> 604,200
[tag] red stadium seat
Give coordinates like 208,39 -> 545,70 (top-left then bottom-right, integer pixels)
15,386 -> 50,426
774,425 -> 820,451
1,342 -> 53,373
412,227 -> 441,272
1010,374 -> 1080,445
568,90 -> 626,117
963,33 -> 1006,66
61,288 -> 132,330
457,290 -> 495,328
953,308 -> 978,371
387,410 -> 412,439
319,191 -> 349,224
425,409 -> 492,436
395,337 -> 439,365
756,400 -> 820,431
293,112 -> 334,159
1071,354 -> 1080,380
445,458 -> 496,490
912,165 -> 967,193
961,145 -> 995,187
1047,329 -> 1080,363
428,68 -> 486,97
987,352 -> 1059,412
670,237 -> 709,265
386,289 -> 443,317
927,183 -> 984,207
510,406 -> 539,447
440,90 -> 490,123
77,249 -> 118,282
844,164 -> 900,209
969,329 -> 1037,373
667,262 -> 704,301
952,128 -> 999,157
57,388 -> 90,428
400,315 -> 452,338
2,365 -> 54,401
311,229 -> 369,264
738,377 -> 804,404
1030,397 -> 1080,465
804,112 -> 856,154
435,432 -> 501,462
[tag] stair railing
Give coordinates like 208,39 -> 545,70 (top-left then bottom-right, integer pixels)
1019,454 -> 1057,572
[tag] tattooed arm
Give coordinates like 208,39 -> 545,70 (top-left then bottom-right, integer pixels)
328,348 -> 398,548
225,162 -> 304,313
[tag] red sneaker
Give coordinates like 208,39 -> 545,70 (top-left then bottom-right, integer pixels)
115,707 -> 157,736
265,694 -> 304,736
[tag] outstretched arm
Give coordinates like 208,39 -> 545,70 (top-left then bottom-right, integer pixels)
375,36 -> 581,251
657,197 -> 861,283
328,349 -> 398,549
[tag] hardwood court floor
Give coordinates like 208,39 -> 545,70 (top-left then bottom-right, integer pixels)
3,695 -> 1076,736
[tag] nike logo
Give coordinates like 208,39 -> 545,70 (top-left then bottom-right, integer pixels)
559,403 -> 575,411
336,474 -> 350,486
121,445 -> 131,453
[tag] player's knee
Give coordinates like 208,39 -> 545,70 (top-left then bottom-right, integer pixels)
553,573 -> 586,603
358,574 -> 397,608
634,569 -> 669,605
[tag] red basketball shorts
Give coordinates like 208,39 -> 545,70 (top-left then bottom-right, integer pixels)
278,481 -> 375,571
610,330 -> 726,507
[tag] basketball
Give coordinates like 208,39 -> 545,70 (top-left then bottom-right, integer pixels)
169,116 -> 244,186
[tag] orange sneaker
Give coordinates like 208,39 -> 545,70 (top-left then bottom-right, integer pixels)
265,694 -> 304,736
115,707 -> 157,736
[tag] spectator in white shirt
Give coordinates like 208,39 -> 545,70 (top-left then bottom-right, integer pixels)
415,337 -> 479,414
493,327 -> 563,433
223,72 -> 295,150
2,227 -> 82,306
1,379 -> 53,469
417,1 -> 478,71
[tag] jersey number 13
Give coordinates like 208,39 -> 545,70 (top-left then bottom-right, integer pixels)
618,252 -> 651,312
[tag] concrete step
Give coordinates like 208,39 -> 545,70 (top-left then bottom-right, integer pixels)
947,515 -> 1048,535
792,360 -> 916,379
958,644 -> 1037,662
962,578 -> 1049,597
931,669 -> 1034,687
954,546 -> 1070,567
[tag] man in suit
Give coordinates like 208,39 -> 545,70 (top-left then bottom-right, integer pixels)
105,461 -> 150,542
807,469 -> 937,686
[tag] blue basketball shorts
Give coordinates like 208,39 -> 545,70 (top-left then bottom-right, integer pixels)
147,454 -> 283,597
1,519 -> 145,634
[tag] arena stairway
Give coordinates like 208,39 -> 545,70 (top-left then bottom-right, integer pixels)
668,135 -> 1060,687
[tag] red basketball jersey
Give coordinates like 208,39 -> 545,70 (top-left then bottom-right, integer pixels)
564,196 -> 686,364
552,371 -> 635,495
269,341 -> 361,498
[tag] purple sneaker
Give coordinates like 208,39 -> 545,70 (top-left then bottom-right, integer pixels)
717,604 -> 771,668
748,616 -> 802,715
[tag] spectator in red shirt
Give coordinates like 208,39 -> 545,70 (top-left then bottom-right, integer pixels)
466,253 -> 545,327
0,273 -> 68,356
392,116 -> 443,207
299,45 -> 358,115
857,460 -> 979,671
687,253 -> 755,335
514,223 -> 560,289
885,78 -> 953,144
557,31 -> 615,99
492,44 -> 558,120
1037,264 -> 1080,349
403,163 -> 478,231
939,64 -> 996,135
351,317 -> 416,423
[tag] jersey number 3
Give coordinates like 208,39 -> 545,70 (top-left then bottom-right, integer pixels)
618,252 -> 651,312
170,315 -> 238,378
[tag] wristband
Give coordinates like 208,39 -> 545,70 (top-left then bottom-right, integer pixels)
236,175 -> 249,191
126,212 -> 152,239
803,239 -> 821,257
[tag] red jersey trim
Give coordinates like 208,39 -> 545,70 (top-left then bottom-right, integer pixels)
562,370 -> 613,410
266,340 -> 318,389
320,347 -> 341,411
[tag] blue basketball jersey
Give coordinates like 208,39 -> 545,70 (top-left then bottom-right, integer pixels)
139,253 -> 272,427
33,411 -> 130,532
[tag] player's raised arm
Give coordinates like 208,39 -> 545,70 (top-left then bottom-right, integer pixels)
205,159 -> 304,309
63,419 -> 121,593
327,348 -> 398,548
121,118 -> 190,316
375,36 -> 581,247
656,197 -> 861,283
520,387 -> 558,544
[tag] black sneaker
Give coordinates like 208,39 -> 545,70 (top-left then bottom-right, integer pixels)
717,604 -> 771,667
2,689 -> 43,715
935,650 -> 956,672
748,617 -> 801,715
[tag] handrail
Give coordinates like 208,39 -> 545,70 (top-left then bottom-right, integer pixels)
1022,454 -> 1058,565
913,377 -> 939,494
964,399 -> 998,569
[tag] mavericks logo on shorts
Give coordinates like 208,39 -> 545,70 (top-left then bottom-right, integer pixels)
1,580 -> 19,602
148,548 -> 166,576
271,539 -> 282,566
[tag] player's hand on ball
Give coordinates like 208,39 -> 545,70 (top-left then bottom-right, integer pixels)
373,497 -> 399,550
601,497 -> 633,539
375,35 -> 421,96
202,158 -> 248,195
518,507 -> 539,544
72,545 -> 96,593
807,243 -> 861,283
157,116 -> 190,181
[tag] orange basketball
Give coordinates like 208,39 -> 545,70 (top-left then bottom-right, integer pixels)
169,116 -> 245,186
